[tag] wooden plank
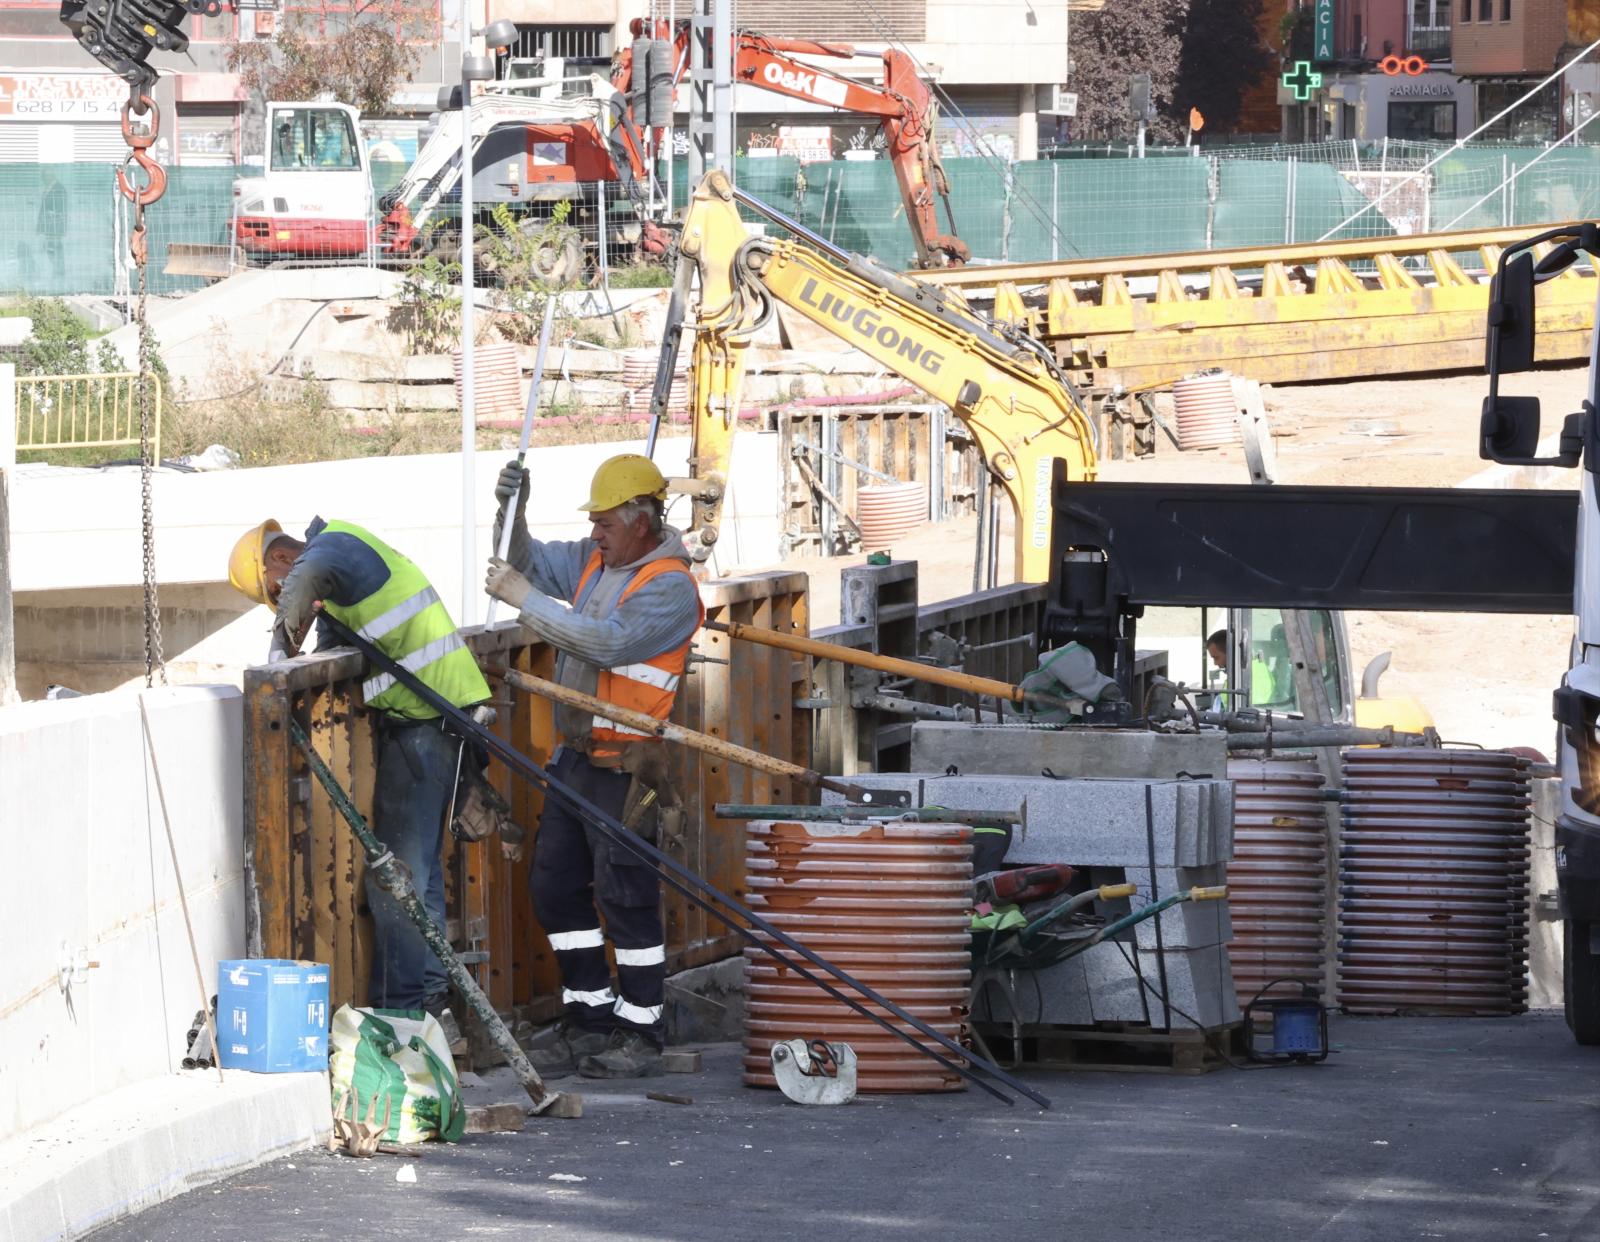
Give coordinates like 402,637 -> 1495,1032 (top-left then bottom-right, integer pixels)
510,641 -> 560,1007
243,670 -> 293,959
346,693 -> 377,1007
305,690 -> 342,998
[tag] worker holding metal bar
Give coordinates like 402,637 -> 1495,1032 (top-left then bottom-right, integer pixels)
227,518 -> 494,1033
485,454 -> 704,1080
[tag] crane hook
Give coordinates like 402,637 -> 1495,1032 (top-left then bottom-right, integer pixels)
116,96 -> 167,208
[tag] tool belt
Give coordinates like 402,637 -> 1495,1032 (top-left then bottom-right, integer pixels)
616,742 -> 686,847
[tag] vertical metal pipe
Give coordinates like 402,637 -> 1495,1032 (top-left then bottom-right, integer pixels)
459,76 -> 479,626
1051,163 -> 1059,262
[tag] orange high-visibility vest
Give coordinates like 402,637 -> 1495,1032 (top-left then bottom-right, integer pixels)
570,549 -> 704,761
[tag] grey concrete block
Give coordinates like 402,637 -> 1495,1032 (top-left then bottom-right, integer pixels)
973,953 -> 1094,1027
824,773 -> 1235,868
1064,942 -> 1240,1031
910,722 -> 1229,781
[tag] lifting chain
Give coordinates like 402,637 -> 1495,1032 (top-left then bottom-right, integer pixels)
119,93 -> 167,686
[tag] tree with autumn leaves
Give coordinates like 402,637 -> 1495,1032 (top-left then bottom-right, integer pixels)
1069,0 -> 1276,142
227,0 -> 429,118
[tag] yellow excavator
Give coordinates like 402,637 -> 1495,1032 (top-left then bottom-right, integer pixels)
645,169 -> 1098,584
645,170 -> 1433,737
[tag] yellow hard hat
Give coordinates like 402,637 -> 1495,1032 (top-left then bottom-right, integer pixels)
228,518 -> 284,607
580,454 -> 668,513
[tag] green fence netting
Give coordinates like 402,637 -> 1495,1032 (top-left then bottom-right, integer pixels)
7,145 -> 1600,299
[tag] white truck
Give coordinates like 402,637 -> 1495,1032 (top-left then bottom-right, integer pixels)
232,101 -> 374,262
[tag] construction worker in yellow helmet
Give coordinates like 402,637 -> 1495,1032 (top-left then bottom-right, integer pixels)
484,452 -> 704,1080
226,515 -> 504,1043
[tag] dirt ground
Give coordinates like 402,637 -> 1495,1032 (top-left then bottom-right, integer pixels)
758,364 -> 1587,754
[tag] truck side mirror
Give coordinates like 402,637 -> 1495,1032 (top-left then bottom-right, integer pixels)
1480,393 -> 1544,460
1485,249 -> 1535,375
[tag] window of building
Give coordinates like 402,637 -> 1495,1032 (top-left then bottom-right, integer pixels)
1388,100 -> 1457,141
1478,0 -> 1491,20
1476,79 -> 1560,141
1500,0 -> 1510,18
1410,0 -> 1450,56
505,24 -> 614,92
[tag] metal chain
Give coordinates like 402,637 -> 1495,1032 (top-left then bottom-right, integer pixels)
134,197 -> 166,687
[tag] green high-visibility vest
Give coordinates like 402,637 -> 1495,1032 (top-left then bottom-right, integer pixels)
318,520 -> 490,721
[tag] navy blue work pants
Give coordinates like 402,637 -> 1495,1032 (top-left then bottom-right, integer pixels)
530,749 -> 666,1046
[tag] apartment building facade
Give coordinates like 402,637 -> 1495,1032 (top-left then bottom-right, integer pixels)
1452,0 -> 1595,141
1277,0 -> 1477,143
0,0 -> 458,165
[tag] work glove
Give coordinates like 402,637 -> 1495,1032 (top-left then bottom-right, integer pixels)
495,460 -> 530,527
271,599 -> 323,660
485,556 -> 534,612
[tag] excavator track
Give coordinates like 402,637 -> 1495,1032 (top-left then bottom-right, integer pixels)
909,225 -> 1597,389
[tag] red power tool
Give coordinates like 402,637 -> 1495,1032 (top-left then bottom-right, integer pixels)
975,864 -> 1074,907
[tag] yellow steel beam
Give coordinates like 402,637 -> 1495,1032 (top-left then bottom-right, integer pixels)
909,223 -> 1568,289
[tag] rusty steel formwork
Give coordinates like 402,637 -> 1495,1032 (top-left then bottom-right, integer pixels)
741,818 -> 973,1094
1337,748 -> 1532,1017
1226,757 -> 1330,1008
243,572 -> 811,1014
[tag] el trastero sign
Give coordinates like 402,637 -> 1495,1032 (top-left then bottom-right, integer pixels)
1314,0 -> 1335,62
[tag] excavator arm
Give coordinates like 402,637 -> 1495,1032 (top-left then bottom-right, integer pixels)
616,23 -> 967,268
665,170 -> 1095,583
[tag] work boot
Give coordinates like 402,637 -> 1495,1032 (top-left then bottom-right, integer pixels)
524,1020 -> 610,1080
578,1028 -> 663,1079
423,993 -> 466,1059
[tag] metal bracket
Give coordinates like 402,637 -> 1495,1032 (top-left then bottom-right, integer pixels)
771,1038 -> 857,1105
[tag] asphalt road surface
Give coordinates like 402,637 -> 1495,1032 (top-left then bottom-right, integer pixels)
92,1012 -> 1600,1242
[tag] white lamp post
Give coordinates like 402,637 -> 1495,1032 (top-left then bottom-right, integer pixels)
445,17 -> 517,627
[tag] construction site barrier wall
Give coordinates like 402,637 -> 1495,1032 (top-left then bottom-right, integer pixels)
0,687 -> 245,1139
810,559 -> 1045,775
243,572 -> 809,1014
8,142 -> 1600,299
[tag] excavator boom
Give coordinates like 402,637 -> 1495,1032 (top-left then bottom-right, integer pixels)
666,170 -> 1094,583
617,22 -> 967,268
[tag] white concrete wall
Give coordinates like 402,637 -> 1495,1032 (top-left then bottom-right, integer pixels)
10,432 -> 781,680
0,687 -> 245,1141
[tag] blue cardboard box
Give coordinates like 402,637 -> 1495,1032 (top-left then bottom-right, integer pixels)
216,959 -> 330,1072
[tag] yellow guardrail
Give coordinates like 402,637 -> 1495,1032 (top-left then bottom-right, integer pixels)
14,371 -> 162,462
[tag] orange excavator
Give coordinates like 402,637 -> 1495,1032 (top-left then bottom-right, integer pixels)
614,20 -> 969,269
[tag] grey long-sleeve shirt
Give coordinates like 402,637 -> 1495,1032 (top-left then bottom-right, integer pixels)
499,513 -> 702,744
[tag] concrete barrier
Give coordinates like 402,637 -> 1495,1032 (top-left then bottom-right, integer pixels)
0,686 -> 245,1139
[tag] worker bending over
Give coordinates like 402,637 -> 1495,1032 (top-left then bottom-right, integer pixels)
485,454 -> 703,1079
228,518 -> 492,1026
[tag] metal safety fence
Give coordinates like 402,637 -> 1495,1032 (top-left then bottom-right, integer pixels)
13,370 -> 161,462
4,142 -> 1600,299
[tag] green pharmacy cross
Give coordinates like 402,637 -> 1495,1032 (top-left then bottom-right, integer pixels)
1282,61 -> 1323,101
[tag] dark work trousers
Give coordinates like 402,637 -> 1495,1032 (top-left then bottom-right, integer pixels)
530,748 -> 666,1047
367,718 -> 459,1010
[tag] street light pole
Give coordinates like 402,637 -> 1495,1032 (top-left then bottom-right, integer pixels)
447,18 -> 517,627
